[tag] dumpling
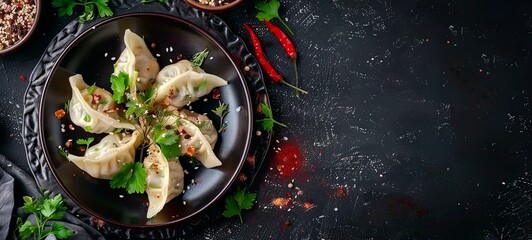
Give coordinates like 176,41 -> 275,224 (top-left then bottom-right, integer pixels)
177,118 -> 222,168
113,29 -> 159,98
144,144 -> 184,218
176,109 -> 218,148
155,60 -> 203,84
68,74 -> 135,133
67,131 -> 143,179
154,62 -> 227,108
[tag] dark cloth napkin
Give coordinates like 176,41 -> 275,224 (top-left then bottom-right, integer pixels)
0,154 -> 105,240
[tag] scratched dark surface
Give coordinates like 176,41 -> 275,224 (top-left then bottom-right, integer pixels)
1,0 -> 532,239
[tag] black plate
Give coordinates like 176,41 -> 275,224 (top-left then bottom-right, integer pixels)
38,13 -> 252,227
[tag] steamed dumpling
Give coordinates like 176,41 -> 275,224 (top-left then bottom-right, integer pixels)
144,144 -> 184,218
154,61 -> 227,108
178,118 -> 222,168
113,29 -> 159,98
177,109 -> 218,148
67,131 -> 143,179
68,74 -> 135,133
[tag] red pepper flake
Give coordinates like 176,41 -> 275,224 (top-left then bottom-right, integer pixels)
65,139 -> 73,148
272,197 -> 292,208
212,88 -> 221,100
302,201 -> 315,210
238,173 -> 247,182
246,155 -> 256,167
9,133 -> 14,139
19,74 -> 27,81
91,94 -> 102,104
334,186 -> 348,198
186,145 -> 196,156
54,109 -> 66,119
272,142 -> 303,178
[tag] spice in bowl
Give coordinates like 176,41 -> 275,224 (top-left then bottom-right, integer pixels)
0,0 -> 38,52
195,0 -> 236,7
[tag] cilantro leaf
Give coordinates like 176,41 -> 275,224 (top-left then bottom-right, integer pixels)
79,4 -> 95,23
255,0 -> 293,35
110,162 -> 147,194
191,48 -> 209,67
51,222 -> 74,239
154,124 -> 181,159
110,71 -> 130,104
76,137 -> 94,149
223,188 -> 257,223
256,103 -> 286,132
16,194 -> 73,240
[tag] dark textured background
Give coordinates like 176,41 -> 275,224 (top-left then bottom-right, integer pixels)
1,0 -> 531,239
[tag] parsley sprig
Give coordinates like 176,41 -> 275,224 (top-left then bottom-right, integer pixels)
212,101 -> 229,133
16,194 -> 74,240
255,0 -> 293,35
256,103 -> 286,132
223,188 -> 257,223
52,0 -> 113,23
110,162 -> 148,194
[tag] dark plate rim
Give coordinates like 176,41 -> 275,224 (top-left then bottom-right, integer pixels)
37,12 -> 253,228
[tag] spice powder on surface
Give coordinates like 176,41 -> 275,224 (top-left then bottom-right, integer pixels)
0,0 -> 36,51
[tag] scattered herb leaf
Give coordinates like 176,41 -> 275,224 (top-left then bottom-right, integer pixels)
212,101 -> 229,132
110,162 -> 147,194
223,188 -> 257,223
255,0 -> 293,35
191,48 -> 209,67
76,137 -> 95,149
256,103 -> 286,132
58,146 -> 69,158
16,194 -> 74,240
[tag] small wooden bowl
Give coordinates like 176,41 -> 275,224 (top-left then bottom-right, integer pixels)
184,0 -> 244,13
0,0 -> 41,55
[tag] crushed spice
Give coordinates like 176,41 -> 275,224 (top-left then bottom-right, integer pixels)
0,0 -> 37,51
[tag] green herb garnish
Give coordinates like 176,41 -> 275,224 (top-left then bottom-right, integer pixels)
52,0 -> 113,23
212,101 -> 229,133
87,82 -> 97,94
194,79 -> 208,93
16,194 -> 74,240
110,71 -> 129,104
64,100 -> 70,114
256,103 -> 286,132
223,188 -> 257,223
58,146 -> 69,158
76,137 -> 94,149
255,0 -> 293,35
154,124 -> 181,159
110,162 -> 147,194
191,48 -> 209,67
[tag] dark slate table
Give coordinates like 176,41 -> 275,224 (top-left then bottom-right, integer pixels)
1,0 -> 531,239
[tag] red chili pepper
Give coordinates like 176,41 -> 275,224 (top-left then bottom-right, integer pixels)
264,20 -> 301,96
244,23 -> 307,95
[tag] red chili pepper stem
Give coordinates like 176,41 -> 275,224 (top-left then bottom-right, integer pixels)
279,78 -> 307,94
292,58 -> 300,97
